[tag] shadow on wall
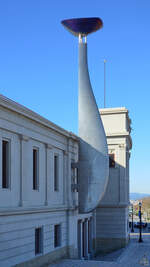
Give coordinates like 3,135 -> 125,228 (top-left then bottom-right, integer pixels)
100,161 -> 129,205
94,160 -> 129,254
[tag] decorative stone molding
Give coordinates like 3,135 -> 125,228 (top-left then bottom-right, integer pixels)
63,150 -> 68,156
45,143 -> 53,149
19,134 -> 29,141
109,149 -> 115,154
71,162 -> 79,169
100,107 -> 128,115
98,203 -> 128,208
45,201 -> 48,206
0,94 -> 79,140
119,144 -> 126,149
71,184 -> 79,192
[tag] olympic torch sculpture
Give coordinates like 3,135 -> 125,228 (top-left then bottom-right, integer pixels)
61,18 -> 109,213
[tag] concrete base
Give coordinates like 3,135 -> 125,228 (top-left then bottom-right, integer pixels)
15,246 -> 69,267
68,246 -> 78,259
14,245 -> 81,267
95,237 -> 129,254
95,207 -> 129,254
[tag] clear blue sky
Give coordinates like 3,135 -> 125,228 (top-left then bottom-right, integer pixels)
0,0 -> 150,194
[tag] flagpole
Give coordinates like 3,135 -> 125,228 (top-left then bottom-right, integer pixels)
104,59 -> 106,108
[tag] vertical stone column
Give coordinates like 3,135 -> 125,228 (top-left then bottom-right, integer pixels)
87,217 -> 93,257
82,221 -> 85,258
19,134 -> 29,207
45,144 -> 53,206
126,149 -> 130,203
63,150 -> 68,206
119,144 -> 126,204
84,219 -> 89,259
78,218 -> 90,259
67,138 -> 74,208
77,220 -> 83,259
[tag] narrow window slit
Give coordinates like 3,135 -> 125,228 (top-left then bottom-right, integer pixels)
2,140 -> 9,189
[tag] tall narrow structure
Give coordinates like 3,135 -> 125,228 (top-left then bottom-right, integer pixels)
95,107 -> 132,253
61,18 -> 109,213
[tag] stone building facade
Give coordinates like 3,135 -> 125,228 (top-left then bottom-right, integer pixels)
0,95 -> 94,267
0,95 -> 132,266
95,107 -> 132,253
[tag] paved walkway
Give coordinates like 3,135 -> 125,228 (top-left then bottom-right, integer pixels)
49,233 -> 150,267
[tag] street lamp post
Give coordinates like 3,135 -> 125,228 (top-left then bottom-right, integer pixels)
138,202 -> 143,243
131,204 -> 134,233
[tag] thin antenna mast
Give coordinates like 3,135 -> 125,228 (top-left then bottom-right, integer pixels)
104,59 -> 106,108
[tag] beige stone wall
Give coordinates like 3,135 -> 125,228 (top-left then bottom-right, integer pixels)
95,107 -> 132,254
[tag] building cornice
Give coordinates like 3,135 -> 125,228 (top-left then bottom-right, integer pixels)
98,202 -> 129,208
100,107 -> 132,132
0,94 -> 78,141
100,107 -> 128,115
106,131 -> 132,149
106,132 -> 132,149
0,206 -> 76,217
106,131 -> 130,137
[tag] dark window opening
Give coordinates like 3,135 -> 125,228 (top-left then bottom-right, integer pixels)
88,220 -> 90,253
109,153 -> 115,168
2,140 -> 9,188
33,148 -> 38,190
77,220 -> 82,258
71,161 -> 78,192
76,168 -> 79,192
82,221 -> 85,257
54,224 -> 61,247
54,155 -> 59,191
35,228 -> 42,255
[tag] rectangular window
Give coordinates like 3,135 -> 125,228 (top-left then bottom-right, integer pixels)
33,148 -> 39,190
54,224 -> 61,247
109,153 -> 115,168
71,165 -> 78,192
75,168 -> 78,192
2,140 -> 9,189
88,220 -> 90,253
54,155 -> 59,191
35,228 -> 42,255
82,221 -> 85,258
